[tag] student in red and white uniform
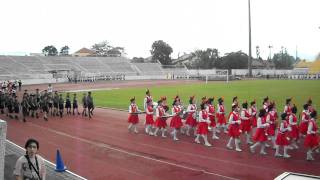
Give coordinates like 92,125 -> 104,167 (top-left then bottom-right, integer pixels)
263,97 -> 269,112
266,103 -> 278,149
288,105 -> 299,149
275,113 -> 292,158
240,101 -> 253,145
232,96 -> 238,107
283,98 -> 292,115
195,103 -> 212,147
300,104 -> 311,137
128,97 -> 141,133
227,105 -> 242,152
185,96 -> 197,136
249,100 -> 257,133
170,97 -> 183,141
143,89 -> 153,111
206,97 -> 219,140
153,98 -> 169,137
304,110 -> 319,161
145,99 -> 154,135
306,98 -> 315,113
217,97 -> 227,133
250,109 -> 270,155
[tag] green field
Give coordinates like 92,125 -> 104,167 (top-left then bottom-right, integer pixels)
75,80 -> 319,116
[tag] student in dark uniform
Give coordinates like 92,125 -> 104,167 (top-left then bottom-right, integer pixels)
21,95 -> 29,122
0,91 -> 4,114
65,93 -> 71,115
72,93 -> 80,115
28,94 -> 36,118
81,92 -> 87,117
13,95 -> 20,119
87,91 -> 94,119
18,80 -> 22,91
53,91 -> 59,116
40,95 -> 49,121
6,95 -> 14,119
58,93 -> 64,118
47,92 -> 53,116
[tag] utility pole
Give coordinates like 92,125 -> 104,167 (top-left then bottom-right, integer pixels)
248,0 -> 252,77
268,45 -> 273,60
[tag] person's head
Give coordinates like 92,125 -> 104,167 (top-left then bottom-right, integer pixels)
218,97 -> 224,105
281,113 -> 287,121
207,97 -> 214,105
233,96 -> 238,102
307,97 -> 312,105
200,103 -> 205,110
303,103 -> 310,110
286,98 -> 292,105
66,92 -> 70,97
130,97 -> 135,104
259,109 -> 266,117
292,104 -> 297,114
232,104 -> 239,112
146,89 -> 150,96
242,101 -> 248,109
158,99 -> 163,106
310,110 -> 317,119
263,96 -> 269,104
189,96 -> 195,104
88,91 -> 92,96
201,96 -> 207,104
268,103 -> 274,112
25,138 -> 39,157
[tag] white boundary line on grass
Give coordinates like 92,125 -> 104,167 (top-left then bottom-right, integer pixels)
6,140 -> 87,180
29,123 -> 239,180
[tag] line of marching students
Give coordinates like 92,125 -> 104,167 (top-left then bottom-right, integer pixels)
0,88 -> 95,122
127,89 -> 319,161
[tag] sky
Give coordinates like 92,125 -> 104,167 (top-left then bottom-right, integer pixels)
0,0 -> 319,60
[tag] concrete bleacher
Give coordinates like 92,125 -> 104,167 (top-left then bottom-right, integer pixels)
133,63 -> 164,75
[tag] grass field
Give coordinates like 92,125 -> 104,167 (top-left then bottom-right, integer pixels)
74,80 -> 319,116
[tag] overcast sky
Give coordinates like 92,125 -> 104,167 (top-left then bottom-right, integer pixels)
0,0 -> 319,60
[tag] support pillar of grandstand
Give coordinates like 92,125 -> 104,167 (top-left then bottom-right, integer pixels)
0,119 -> 7,180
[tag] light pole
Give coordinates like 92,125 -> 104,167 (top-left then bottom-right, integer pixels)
268,45 -> 273,60
248,0 -> 252,77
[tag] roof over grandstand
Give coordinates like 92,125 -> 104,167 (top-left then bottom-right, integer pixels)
74,47 -> 95,54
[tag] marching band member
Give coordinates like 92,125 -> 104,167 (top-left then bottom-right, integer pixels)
217,97 -> 227,133
195,103 -> 212,147
185,96 -> 197,136
249,100 -> 257,134
154,98 -> 169,137
145,99 -> 154,135
128,97 -> 141,133
288,105 -> 299,149
300,104 -> 311,137
284,98 -> 292,115
250,109 -> 270,155
266,102 -> 278,149
143,89 -> 153,111
263,96 -> 269,112
206,97 -> 219,140
227,104 -> 242,151
232,96 -> 238,107
240,101 -> 253,145
170,96 -> 183,141
275,113 -> 292,158
304,110 -> 319,161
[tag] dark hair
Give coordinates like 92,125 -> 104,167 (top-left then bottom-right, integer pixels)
281,113 -> 287,120
25,138 -> 39,149
232,104 -> 238,111
258,109 -> 266,117
200,103 -> 205,110
310,110 -> 317,118
242,102 -> 248,109
268,104 -> 274,112
303,104 -> 309,110
292,105 -> 297,114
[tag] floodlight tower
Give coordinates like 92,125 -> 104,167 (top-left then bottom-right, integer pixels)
248,0 -> 252,77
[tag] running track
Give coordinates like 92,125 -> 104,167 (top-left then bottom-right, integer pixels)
3,80 -> 320,180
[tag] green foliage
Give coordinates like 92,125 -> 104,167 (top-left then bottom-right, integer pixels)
60,45 -> 70,56
216,51 -> 248,69
131,57 -> 144,63
150,40 -> 173,65
272,51 -> 296,69
187,48 -> 219,69
42,45 -> 58,56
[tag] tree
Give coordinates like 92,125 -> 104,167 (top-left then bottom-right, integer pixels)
42,45 -> 58,56
150,40 -> 173,65
216,51 -> 248,69
131,57 -> 144,63
91,40 -> 112,56
60,45 -> 70,56
189,48 -> 219,69
272,51 -> 296,69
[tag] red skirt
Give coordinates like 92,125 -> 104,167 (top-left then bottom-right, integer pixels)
155,117 -> 167,128
299,122 -> 308,135
197,122 -> 209,135
128,114 -> 139,124
145,114 -> 154,125
304,134 -> 319,148
170,116 -> 183,129
217,114 -> 226,125
240,120 -> 251,132
251,117 -> 257,127
276,133 -> 290,146
289,125 -> 299,139
185,113 -> 197,127
253,128 -> 267,142
229,124 -> 241,138
209,115 -> 216,127
266,124 -> 276,136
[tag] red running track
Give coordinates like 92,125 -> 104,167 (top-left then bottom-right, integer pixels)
3,107 -> 319,180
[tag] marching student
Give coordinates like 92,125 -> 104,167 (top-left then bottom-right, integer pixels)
266,102 -> 278,149
240,101 -> 253,145
12,95 -> 20,120
288,105 -> 299,149
250,109 -> 270,155
87,91 -> 94,119
263,96 -> 269,112
185,96 -> 197,136
195,103 -> 212,147
65,92 -> 71,115
170,96 -> 183,141
21,95 -> 29,122
128,97 -> 141,133
304,110 -> 319,161
72,93 -> 80,115
48,92 -> 53,116
53,91 -> 59,116
232,96 -> 238,107
81,92 -> 88,117
145,99 -> 154,135
58,94 -> 64,118
40,94 -> 49,121
154,98 -> 169,137
226,104 -> 242,151
300,104 -> 311,137
284,98 -> 292,115
275,113 -> 292,158
143,89 -> 153,111
217,97 -> 227,133
206,97 -> 219,140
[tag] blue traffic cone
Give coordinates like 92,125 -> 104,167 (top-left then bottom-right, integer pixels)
55,149 -> 67,172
